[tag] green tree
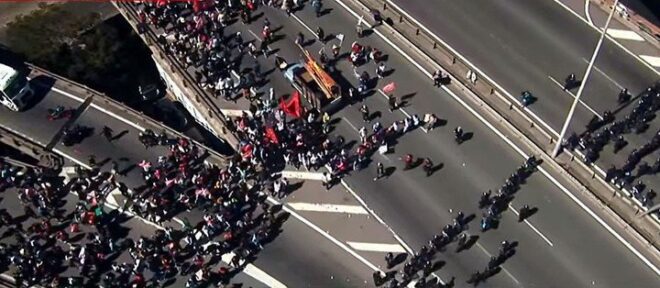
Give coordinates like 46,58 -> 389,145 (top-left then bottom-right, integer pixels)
5,3 -> 146,101
6,3 -> 99,69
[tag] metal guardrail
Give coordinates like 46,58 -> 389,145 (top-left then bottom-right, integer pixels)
0,125 -> 63,169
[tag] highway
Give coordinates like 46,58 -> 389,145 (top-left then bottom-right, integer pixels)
387,0 -> 660,201
179,1 -> 660,286
0,69 -> 388,287
1,1 -> 658,287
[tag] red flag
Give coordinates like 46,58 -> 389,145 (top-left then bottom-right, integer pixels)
265,127 -> 279,144
241,144 -> 253,159
279,91 -> 303,118
192,0 -> 211,12
382,82 -> 396,94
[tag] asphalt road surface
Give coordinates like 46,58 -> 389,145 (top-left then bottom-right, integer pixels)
388,0 -> 660,198
219,1 -> 660,286
2,1 -> 659,287
0,73 -> 380,287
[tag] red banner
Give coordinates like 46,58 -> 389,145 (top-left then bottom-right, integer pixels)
265,127 -> 279,144
279,91 -> 303,118
382,82 -> 396,94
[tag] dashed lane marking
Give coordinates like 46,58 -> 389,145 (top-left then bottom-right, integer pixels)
606,29 -> 645,42
475,242 -> 522,285
288,202 -> 370,214
639,55 -> 660,68
508,204 -> 554,247
346,241 -> 407,253
221,252 -> 288,288
581,58 -> 624,89
547,76 -> 603,119
280,170 -> 326,180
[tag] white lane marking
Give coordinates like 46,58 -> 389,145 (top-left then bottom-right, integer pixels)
475,243 -> 522,285
61,166 -> 77,174
221,252 -> 288,288
280,170 -> 325,180
221,109 -> 250,117
549,0 -> 659,75
344,119 -> 360,132
585,0 -> 593,25
266,197 -> 384,272
606,29 -> 645,41
43,109 -> 287,285
333,0 -> 660,275
547,76 -> 603,119
508,204 -> 554,247
288,202 -> 369,214
581,58 -> 625,89
32,79 -> 148,133
377,0 -> 560,139
52,86 -> 146,132
291,14 -> 317,37
639,55 -> 660,68
52,148 -> 93,169
99,191 -> 287,286
346,241 -> 407,253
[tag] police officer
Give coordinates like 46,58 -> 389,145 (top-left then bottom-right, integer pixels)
518,204 -> 530,222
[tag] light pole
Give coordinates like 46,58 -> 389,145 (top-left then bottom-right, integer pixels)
552,0 -> 619,157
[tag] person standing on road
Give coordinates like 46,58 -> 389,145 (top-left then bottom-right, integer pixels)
518,204 -> 530,222
316,26 -> 325,43
360,104 -> 370,122
376,62 -> 386,79
371,9 -> 383,26
385,252 -> 394,268
322,172 -> 332,190
432,70 -> 444,87
295,32 -> 304,46
359,126 -> 367,143
387,94 -> 397,112
101,126 -> 114,142
374,162 -> 385,181
422,157 -> 434,176
312,0 -> 323,17
331,43 -> 340,59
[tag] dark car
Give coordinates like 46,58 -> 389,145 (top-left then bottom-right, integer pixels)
138,83 -> 164,102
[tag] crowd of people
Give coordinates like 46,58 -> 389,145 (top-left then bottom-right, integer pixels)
132,0 -> 523,287
1,122 -> 288,287
565,82 -> 660,212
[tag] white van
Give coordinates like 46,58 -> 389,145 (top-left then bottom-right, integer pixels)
0,63 -> 33,111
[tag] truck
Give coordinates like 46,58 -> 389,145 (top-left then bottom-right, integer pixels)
278,49 -> 342,114
0,63 -> 33,111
